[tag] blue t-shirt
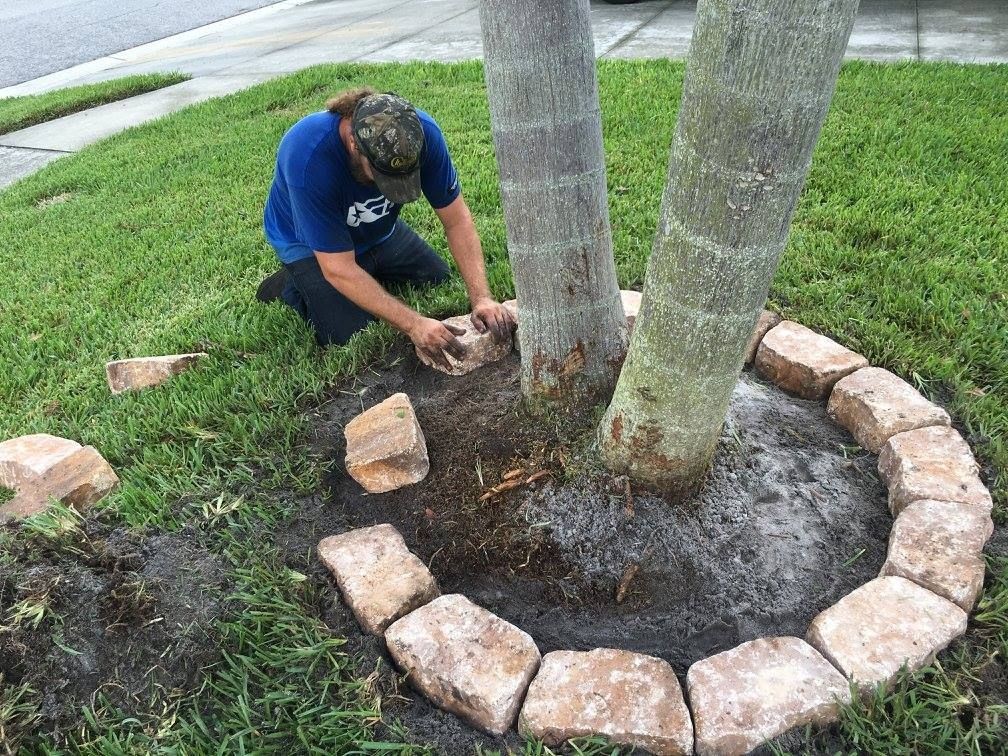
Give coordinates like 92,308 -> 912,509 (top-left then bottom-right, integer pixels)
263,109 -> 460,263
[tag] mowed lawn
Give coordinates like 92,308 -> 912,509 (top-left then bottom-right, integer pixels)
0,60 -> 1006,752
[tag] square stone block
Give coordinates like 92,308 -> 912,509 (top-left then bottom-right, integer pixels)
881,499 -> 993,611
755,321 -> 868,399
687,636 -> 850,756
1,445 -> 119,521
344,393 -> 429,494
318,524 -> 438,635
878,425 -> 992,515
105,353 -> 207,394
520,648 -> 693,755
0,433 -> 82,490
806,576 -> 967,694
416,314 -> 512,376
385,594 -> 541,735
828,367 -> 950,452
744,309 -> 782,364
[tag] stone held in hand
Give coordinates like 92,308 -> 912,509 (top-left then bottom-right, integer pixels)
318,524 -> 439,635
520,647 -> 693,755
881,498 -> 993,611
686,636 -> 850,756
755,321 -> 868,399
344,393 -> 429,494
877,425 -> 992,515
416,314 -> 513,375
105,353 -> 208,394
385,593 -> 541,736
744,309 -> 782,364
806,576 -> 967,694
828,366 -> 950,453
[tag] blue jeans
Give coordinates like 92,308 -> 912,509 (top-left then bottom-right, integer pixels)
280,221 -> 451,346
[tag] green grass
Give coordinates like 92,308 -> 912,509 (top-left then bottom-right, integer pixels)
0,59 -> 1006,752
0,73 -> 190,134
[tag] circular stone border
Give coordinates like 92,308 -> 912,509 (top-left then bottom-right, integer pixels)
321,308 -> 995,755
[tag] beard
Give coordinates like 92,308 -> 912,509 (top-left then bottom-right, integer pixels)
349,152 -> 374,185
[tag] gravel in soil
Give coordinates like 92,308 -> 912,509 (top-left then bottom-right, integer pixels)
277,342 -> 903,752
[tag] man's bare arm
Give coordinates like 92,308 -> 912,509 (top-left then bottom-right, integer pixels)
315,250 -> 465,369
435,195 -> 514,340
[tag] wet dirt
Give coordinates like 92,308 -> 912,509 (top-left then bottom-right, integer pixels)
277,342 -> 900,752
0,519 -> 229,748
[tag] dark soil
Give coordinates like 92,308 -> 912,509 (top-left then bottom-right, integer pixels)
277,343 -> 901,753
0,518 -> 229,748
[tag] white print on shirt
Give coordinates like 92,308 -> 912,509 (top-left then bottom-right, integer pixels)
346,196 -> 392,227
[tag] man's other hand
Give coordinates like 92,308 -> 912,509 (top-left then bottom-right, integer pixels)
470,297 -> 515,342
411,317 -> 468,371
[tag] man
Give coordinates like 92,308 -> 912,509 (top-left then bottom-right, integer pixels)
259,88 -> 514,369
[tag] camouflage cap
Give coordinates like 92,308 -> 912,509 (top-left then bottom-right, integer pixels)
351,92 -> 425,204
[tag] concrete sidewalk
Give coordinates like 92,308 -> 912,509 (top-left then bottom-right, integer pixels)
2,0 -> 1006,188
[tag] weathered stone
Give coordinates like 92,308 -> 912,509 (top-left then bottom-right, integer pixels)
878,425 -> 992,515
502,298 -> 518,322
686,636 -> 850,756
881,499 -> 993,611
520,648 -> 693,755
318,524 -> 439,635
755,321 -> 868,399
105,353 -> 207,394
807,576 -> 967,694
828,367 -> 950,453
620,289 -> 643,331
385,593 -> 541,735
0,433 -> 81,490
744,309 -> 782,364
344,393 -> 429,494
0,446 -> 119,521
416,313 -> 513,375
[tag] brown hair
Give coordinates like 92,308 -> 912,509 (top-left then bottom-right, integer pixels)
325,86 -> 377,117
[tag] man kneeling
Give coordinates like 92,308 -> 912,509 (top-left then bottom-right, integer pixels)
259,88 -> 513,369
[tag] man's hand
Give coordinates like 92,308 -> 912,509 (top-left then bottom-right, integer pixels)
410,317 -> 468,371
470,297 -> 515,342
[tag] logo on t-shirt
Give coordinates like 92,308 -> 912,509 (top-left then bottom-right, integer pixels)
346,196 -> 392,227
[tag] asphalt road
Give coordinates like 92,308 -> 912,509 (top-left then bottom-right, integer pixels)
0,0 -> 284,88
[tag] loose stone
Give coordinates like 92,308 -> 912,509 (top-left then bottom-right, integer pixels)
755,321 -> 868,399
0,446 -> 119,521
344,393 -> 429,494
881,499 -> 993,611
620,289 -> 643,332
827,367 -> 950,452
877,425 -> 992,515
385,593 -> 541,736
0,433 -> 82,490
744,309 -> 782,364
416,314 -> 512,375
105,353 -> 207,394
317,524 -> 439,635
686,636 -> 850,756
520,648 -> 693,755
806,576 -> 967,694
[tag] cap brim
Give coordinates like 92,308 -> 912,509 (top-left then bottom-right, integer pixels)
374,169 -> 422,205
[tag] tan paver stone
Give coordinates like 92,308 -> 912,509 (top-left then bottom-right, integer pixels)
318,524 -> 438,635
344,393 -> 429,494
755,321 -> 868,399
520,648 -> 693,755
0,433 -> 81,490
0,446 -> 119,521
105,353 -> 207,394
878,425 -> 992,515
807,576 -> 967,694
385,593 -> 541,736
686,637 -> 850,756
416,313 -> 512,376
828,367 -> 950,453
881,499 -> 993,611
744,309 -> 782,364
620,289 -> 643,331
